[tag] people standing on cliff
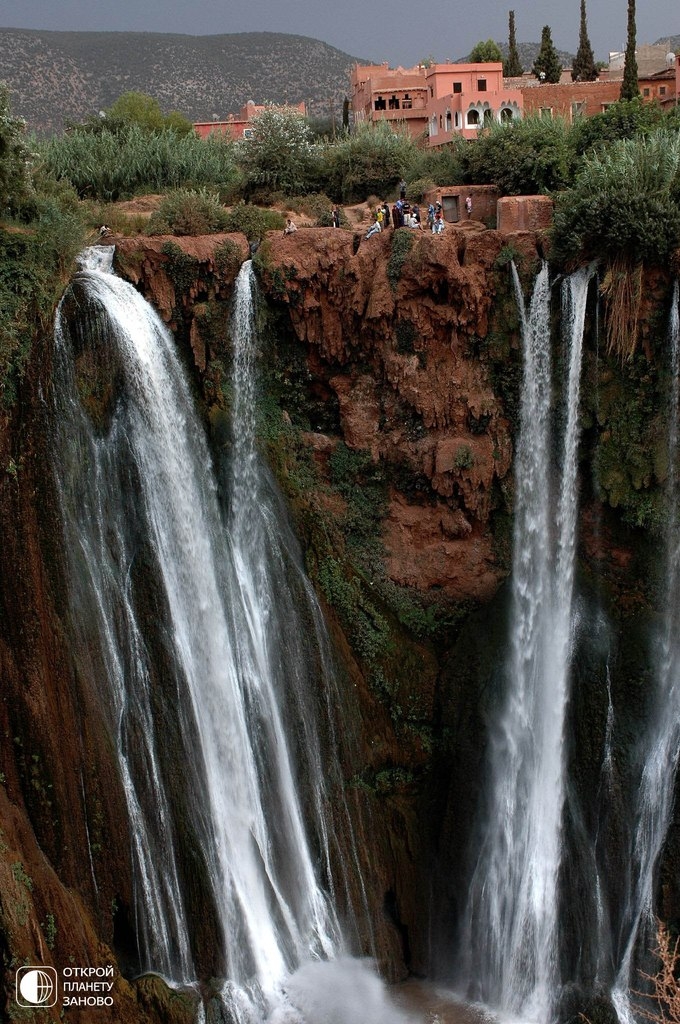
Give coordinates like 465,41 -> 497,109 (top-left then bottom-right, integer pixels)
465,195 -> 473,219
433,209 -> 445,234
427,203 -> 435,230
399,179 -> 407,199
331,206 -> 340,228
382,201 -> 391,229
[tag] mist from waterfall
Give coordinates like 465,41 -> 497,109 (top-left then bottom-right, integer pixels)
51,249 -> 408,1023
456,263 -> 594,1023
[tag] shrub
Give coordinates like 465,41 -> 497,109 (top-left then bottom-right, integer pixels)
240,106 -> 317,195
40,124 -> 240,201
147,188 -> 229,235
222,203 -> 285,239
551,129 -> 680,266
464,115 -> 571,195
323,121 -> 422,203
406,177 -> 436,202
213,238 -> 243,276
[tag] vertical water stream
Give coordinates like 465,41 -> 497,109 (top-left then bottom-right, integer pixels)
457,264 -> 593,1022
51,252 -> 360,1021
612,281 -> 680,1024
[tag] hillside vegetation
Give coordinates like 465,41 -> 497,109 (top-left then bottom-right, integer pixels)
0,29 -> 364,134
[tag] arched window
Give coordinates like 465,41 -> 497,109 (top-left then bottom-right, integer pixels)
467,109 -> 480,126
500,107 -> 514,123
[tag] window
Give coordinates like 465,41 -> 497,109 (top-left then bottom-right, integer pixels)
467,109 -> 481,126
242,128 -> 253,139
453,82 -> 462,93
643,87 -> 650,97
402,93 -> 412,109
539,106 -> 553,119
455,111 -> 461,128
430,86 -> 434,97
477,79 -> 487,92
446,111 -> 452,131
374,96 -> 386,110
571,100 -> 586,120
660,86 -> 667,95
388,95 -> 400,109
500,107 -> 513,123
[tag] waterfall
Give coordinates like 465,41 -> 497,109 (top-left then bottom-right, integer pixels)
456,263 -> 593,1022
612,281 -> 680,1024
51,249 -> 409,1022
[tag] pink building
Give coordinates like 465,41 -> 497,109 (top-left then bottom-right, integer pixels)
426,63 -> 523,145
194,100 -> 307,141
350,63 -> 429,137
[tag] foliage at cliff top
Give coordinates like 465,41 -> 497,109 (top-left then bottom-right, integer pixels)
463,115 -> 572,195
240,107 -> 316,197
551,129 -> 680,267
41,124 -> 241,203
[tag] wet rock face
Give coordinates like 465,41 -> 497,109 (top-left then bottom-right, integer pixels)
252,226 -> 522,600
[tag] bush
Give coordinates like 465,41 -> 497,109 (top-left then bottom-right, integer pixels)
240,106 -> 317,195
222,203 -> 285,239
464,115 -> 571,195
147,188 -> 229,235
322,121 -> 422,203
406,177 -> 436,202
551,129 -> 680,266
40,124 -> 241,201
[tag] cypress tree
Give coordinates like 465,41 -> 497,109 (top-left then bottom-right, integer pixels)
572,0 -> 597,81
504,11 -> 524,77
620,0 -> 639,100
532,26 -> 563,83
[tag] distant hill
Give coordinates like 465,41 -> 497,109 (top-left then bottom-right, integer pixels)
0,29 -> 364,135
653,33 -> 680,52
457,41 -> 575,71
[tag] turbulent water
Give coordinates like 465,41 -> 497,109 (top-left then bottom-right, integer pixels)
52,249 -> 407,1023
456,264 -> 594,1022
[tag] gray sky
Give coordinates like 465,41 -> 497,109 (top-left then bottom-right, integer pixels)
0,0 -> 677,67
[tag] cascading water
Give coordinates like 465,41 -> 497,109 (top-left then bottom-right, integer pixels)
51,249 -> 409,1023
612,281 -> 680,1024
456,263 -> 594,1023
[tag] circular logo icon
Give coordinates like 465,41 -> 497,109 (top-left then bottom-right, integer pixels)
17,967 -> 57,1007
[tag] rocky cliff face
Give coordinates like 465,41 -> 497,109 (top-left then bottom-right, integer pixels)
1,221 -> 675,1021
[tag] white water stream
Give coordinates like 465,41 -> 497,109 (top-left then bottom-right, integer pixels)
53,250 -> 411,1023
457,264 -> 594,1022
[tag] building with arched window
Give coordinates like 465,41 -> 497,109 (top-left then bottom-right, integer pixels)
425,63 -> 523,146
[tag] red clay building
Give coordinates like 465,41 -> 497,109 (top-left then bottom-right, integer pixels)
426,62 -> 523,145
350,63 -> 429,137
194,100 -> 307,141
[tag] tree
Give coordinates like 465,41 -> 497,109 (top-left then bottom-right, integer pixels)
620,0 -> 639,101
463,115 -> 571,195
107,92 -> 193,135
532,26 -> 563,83
504,12 -> 524,77
0,85 -> 33,214
572,0 -> 597,81
469,39 -> 504,63
241,106 -> 316,194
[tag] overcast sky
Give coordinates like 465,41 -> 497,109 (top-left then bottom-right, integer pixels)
0,0 -> 677,67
